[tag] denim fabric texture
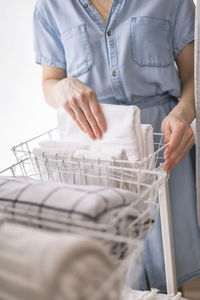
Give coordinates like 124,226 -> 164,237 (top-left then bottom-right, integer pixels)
33,0 -> 195,104
130,16 -> 172,67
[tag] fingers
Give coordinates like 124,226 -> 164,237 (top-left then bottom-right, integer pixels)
61,77 -> 107,140
168,137 -> 194,172
161,120 -> 172,144
69,98 -> 97,140
89,93 -> 107,133
164,137 -> 194,173
164,127 -> 194,173
63,103 -> 86,133
164,122 -> 187,158
78,92 -> 104,139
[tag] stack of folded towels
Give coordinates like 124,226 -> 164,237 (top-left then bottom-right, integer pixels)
33,104 -> 155,186
0,176 -> 156,260
0,219 -> 187,300
0,221 -> 121,300
58,104 -> 154,162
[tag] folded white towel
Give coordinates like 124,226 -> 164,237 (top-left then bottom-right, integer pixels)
74,145 -> 127,161
37,140 -> 89,156
73,145 -> 128,186
32,104 -> 155,188
32,146 -> 63,182
0,223 -> 120,300
140,124 -> 155,173
141,125 -> 154,158
33,144 -> 128,185
57,104 -> 144,161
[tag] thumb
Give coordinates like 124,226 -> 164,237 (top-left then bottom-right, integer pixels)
161,119 -> 172,143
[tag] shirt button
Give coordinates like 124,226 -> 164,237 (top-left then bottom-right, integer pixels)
112,71 -> 116,77
107,31 -> 111,36
83,3 -> 88,8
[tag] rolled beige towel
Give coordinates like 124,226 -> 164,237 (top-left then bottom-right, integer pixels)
0,223 -> 121,300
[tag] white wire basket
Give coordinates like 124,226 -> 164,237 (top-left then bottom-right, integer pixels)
0,127 -> 167,261
1,128 -> 167,246
0,159 -> 160,300
0,157 -> 162,259
9,127 -> 166,184
0,128 -> 178,299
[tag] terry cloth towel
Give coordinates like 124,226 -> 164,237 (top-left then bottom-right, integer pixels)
139,124 -> 155,183
73,145 -> 128,186
33,143 -> 128,186
32,141 -> 85,182
121,287 -> 189,300
38,140 -> 89,154
141,125 -> 154,158
0,176 -> 156,259
57,103 -> 144,161
0,223 -> 121,300
32,141 -> 154,192
33,140 -> 90,182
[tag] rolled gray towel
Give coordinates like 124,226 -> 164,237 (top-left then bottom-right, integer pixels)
0,223 -> 121,300
0,176 -> 157,260
0,176 -> 154,240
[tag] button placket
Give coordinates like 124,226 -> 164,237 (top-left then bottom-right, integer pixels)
83,2 -> 88,8
106,28 -> 125,100
105,1 -> 127,101
79,0 -> 127,101
112,71 -> 116,77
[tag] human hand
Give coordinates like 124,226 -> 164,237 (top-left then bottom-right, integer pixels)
55,77 -> 107,140
161,114 -> 195,173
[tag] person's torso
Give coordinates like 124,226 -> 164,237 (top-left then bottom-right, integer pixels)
38,0 -> 189,104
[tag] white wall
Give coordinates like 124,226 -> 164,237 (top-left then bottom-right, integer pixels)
0,0 -> 197,171
0,0 -> 57,171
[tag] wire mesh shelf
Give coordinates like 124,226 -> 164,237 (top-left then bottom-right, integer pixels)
0,127 -> 167,260
0,128 -> 176,300
9,127 -> 167,184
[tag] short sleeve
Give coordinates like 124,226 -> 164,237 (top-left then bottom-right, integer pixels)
173,0 -> 195,58
33,3 -> 66,69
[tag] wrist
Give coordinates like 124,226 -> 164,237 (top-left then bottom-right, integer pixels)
168,101 -> 195,126
54,78 -> 67,107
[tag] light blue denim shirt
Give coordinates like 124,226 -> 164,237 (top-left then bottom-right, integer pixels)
33,0 -> 195,105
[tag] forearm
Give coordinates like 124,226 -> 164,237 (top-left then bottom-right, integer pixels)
169,76 -> 195,125
42,78 -> 61,109
42,65 -> 67,109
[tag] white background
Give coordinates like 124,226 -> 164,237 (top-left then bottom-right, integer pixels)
0,0 -> 197,171
0,0 -> 56,171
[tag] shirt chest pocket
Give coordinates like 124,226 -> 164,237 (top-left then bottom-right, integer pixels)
61,24 -> 94,77
130,16 -> 172,67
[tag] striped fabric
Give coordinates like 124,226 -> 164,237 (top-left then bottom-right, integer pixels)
0,176 -> 156,259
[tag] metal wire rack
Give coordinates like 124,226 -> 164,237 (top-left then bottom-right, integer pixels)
0,160 -> 159,300
9,128 -> 166,185
0,157 -> 161,260
0,128 -> 177,298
